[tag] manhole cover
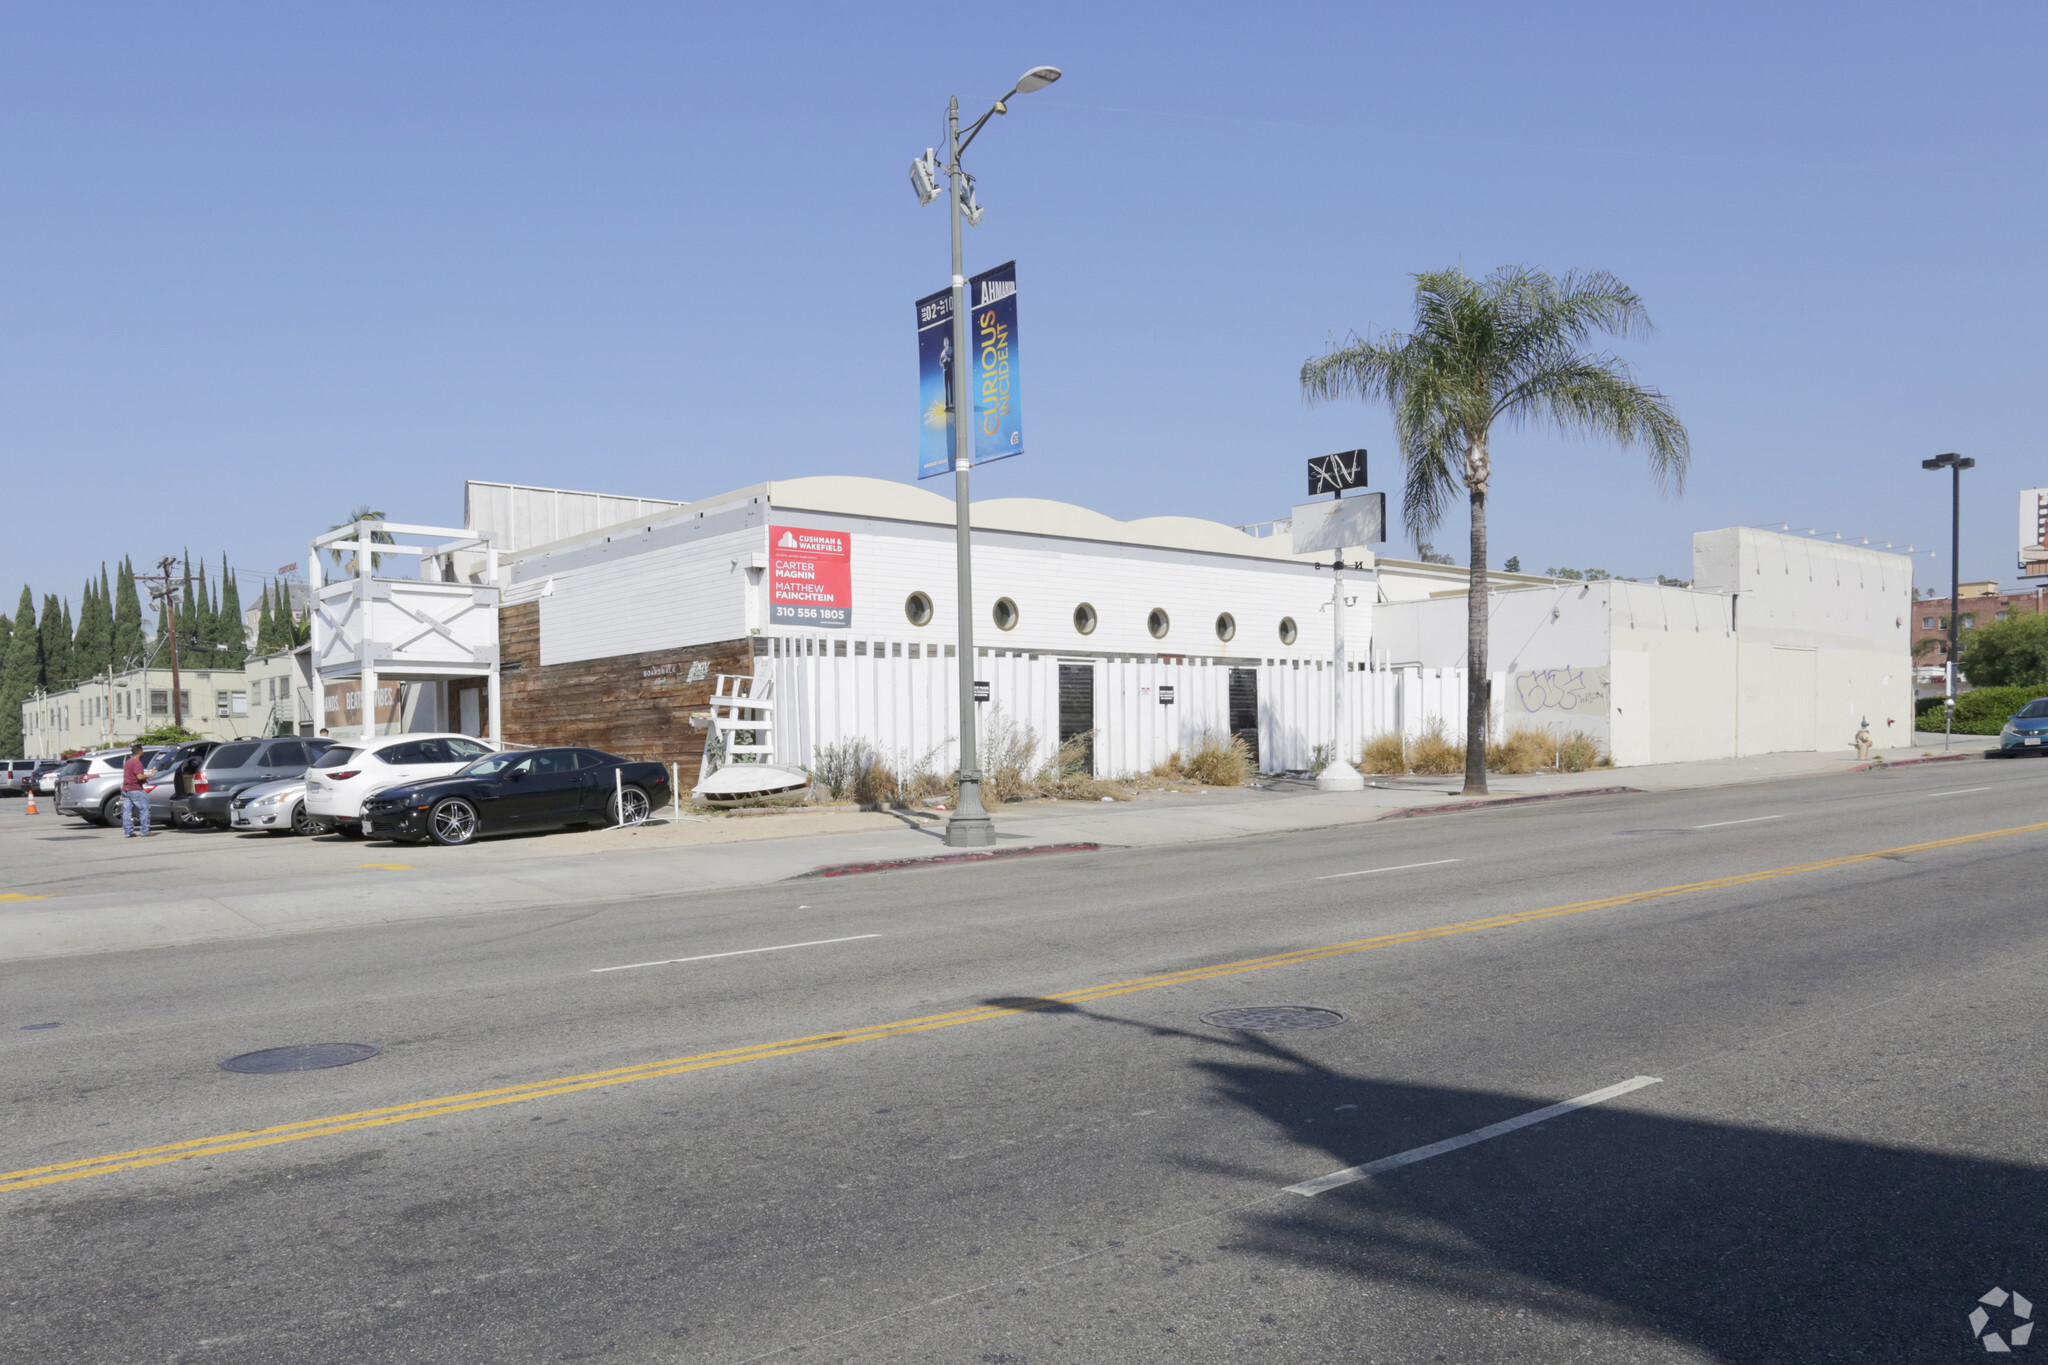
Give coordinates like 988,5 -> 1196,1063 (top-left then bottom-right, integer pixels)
221,1043 -> 379,1074
1201,1006 -> 1347,1032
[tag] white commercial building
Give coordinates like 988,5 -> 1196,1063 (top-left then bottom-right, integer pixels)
301,477 -> 1913,775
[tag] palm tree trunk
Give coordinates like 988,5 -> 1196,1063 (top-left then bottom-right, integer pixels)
1464,479 -> 1490,794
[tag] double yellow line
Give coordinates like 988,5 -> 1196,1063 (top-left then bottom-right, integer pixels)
6,818 -> 2043,1196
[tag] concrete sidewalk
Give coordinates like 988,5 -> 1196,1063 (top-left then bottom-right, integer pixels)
0,736 -> 2000,964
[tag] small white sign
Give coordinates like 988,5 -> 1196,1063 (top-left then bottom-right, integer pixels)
1291,493 -> 1386,555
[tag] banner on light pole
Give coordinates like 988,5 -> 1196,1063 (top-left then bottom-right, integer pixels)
916,261 -> 1023,479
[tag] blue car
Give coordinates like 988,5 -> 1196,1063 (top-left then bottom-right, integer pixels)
1997,698 -> 2048,753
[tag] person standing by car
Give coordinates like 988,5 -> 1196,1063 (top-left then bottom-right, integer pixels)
120,743 -> 152,838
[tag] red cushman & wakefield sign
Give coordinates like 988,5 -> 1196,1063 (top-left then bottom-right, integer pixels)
769,526 -> 852,629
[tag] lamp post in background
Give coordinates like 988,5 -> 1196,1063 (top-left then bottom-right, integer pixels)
910,65 -> 1061,848
1923,452 -> 1975,750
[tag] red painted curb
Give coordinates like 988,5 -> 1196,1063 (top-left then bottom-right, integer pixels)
1376,786 -> 1644,820
1852,752 -> 1981,771
801,842 -> 1103,878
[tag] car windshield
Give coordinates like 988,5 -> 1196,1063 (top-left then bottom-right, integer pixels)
458,752 -> 525,777
310,746 -> 362,770
57,759 -> 88,776
2018,700 -> 2048,719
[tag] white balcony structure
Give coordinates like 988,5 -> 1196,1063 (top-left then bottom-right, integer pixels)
309,520 -> 501,740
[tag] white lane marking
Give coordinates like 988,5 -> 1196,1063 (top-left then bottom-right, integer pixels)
1929,787 -> 1993,797
1694,815 -> 1784,829
1285,1075 -> 1663,1197
1315,858 -> 1461,881
592,934 -> 881,974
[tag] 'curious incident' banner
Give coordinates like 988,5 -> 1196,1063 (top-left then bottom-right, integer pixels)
916,261 -> 1023,478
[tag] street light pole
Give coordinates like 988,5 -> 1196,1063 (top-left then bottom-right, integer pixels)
942,95 -> 994,848
1923,452 -> 1975,751
914,66 -> 1061,849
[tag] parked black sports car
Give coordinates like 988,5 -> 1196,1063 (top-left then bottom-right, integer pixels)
359,747 -> 670,846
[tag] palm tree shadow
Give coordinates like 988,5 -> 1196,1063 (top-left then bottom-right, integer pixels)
986,995 -> 2047,1361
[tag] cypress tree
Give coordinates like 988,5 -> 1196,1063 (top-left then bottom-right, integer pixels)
0,588 -> 41,755
90,564 -> 114,674
61,599 -> 78,685
286,584 -> 310,646
75,574 -> 111,679
219,555 -> 245,666
179,552 -> 199,658
40,593 -> 69,689
113,558 -> 145,666
255,585 -> 277,654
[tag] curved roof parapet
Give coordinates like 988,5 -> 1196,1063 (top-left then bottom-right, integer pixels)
765,475 -> 958,524
767,476 -> 1330,562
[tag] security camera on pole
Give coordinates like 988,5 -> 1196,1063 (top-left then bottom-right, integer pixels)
908,65 -> 1061,849
1292,452 -> 1384,792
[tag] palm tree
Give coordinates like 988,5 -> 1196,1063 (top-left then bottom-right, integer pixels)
1301,266 -> 1688,794
326,506 -> 394,577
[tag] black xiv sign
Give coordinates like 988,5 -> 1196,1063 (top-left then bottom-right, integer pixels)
1308,449 -> 1368,495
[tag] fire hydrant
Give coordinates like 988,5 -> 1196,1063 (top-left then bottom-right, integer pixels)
1854,718 -> 1874,761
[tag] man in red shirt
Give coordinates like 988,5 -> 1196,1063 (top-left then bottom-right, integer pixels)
120,743 -> 152,837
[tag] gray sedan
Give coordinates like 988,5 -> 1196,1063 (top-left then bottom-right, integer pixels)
227,777 -> 317,836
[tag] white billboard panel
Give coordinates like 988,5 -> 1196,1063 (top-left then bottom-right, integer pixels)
1291,492 -> 1386,555
2020,488 -> 2048,579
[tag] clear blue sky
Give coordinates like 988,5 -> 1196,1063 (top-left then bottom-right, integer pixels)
2,1 -> 2041,617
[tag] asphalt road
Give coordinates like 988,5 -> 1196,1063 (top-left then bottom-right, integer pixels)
4,757 -> 2047,1362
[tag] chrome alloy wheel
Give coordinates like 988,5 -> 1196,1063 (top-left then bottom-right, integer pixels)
610,785 -> 651,826
429,797 -> 480,846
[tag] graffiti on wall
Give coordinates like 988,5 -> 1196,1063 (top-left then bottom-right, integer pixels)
1512,667 -> 1610,715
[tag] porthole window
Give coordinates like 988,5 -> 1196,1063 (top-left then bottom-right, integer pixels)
1072,602 -> 1097,635
1278,616 -> 1298,645
1215,612 -> 1236,643
993,597 -> 1019,631
1147,608 -> 1171,640
904,591 -> 933,626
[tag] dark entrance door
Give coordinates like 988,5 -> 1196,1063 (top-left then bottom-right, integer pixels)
1058,664 -> 1095,776
1229,667 -> 1260,768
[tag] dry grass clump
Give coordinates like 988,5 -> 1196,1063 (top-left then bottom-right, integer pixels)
980,711 -> 1041,805
808,739 -> 946,805
1406,722 -> 1466,775
1158,732 -> 1253,786
1485,725 -> 1553,775
1553,729 -> 1611,772
1359,732 -> 1407,774
967,710 -> 1131,804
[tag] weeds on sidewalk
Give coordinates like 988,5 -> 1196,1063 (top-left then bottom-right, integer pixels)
1359,723 -> 1611,776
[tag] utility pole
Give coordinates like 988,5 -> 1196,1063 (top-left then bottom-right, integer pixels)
136,557 -> 200,730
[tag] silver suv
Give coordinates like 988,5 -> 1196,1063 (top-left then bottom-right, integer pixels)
55,748 -> 171,826
0,760 -> 36,796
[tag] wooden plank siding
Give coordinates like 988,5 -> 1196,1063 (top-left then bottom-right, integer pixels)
498,600 -> 753,769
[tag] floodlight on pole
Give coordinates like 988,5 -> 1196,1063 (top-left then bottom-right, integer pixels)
1921,452 -> 1975,752
909,151 -> 941,206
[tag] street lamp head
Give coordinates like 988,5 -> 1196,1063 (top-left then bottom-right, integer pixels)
1014,65 -> 1062,94
1923,452 -> 1974,470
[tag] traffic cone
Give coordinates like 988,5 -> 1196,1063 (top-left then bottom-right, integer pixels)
24,785 -> 38,815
